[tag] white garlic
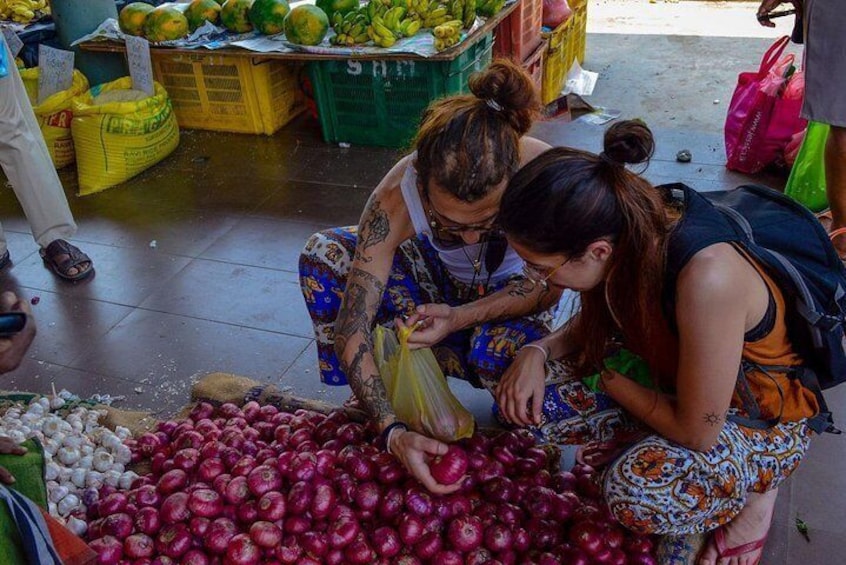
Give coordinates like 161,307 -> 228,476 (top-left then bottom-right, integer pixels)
57,467 -> 73,483
37,397 -> 50,411
49,485 -> 69,503
42,438 -> 60,457
103,470 -> 121,488
77,455 -> 93,470
57,446 -> 80,466
48,502 -> 58,516
66,516 -> 87,537
85,471 -> 104,488
70,421 -> 83,434
62,435 -> 83,450
112,463 -> 124,474
92,451 -> 114,473
41,417 -> 62,437
49,397 -> 65,410
57,420 -> 71,434
80,445 -> 94,457
70,468 -> 87,489
114,444 -> 132,465
45,462 -> 60,482
101,433 -> 122,451
8,430 -> 25,444
57,494 -> 79,517
115,426 -> 131,440
118,471 -> 139,490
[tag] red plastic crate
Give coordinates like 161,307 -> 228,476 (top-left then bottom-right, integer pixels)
493,0 -> 544,63
524,38 -> 547,95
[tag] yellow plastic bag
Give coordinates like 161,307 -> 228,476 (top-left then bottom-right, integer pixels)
374,325 -> 475,442
71,77 -> 180,195
19,68 -> 89,169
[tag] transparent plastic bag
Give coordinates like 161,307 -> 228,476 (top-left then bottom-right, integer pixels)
374,325 -> 474,442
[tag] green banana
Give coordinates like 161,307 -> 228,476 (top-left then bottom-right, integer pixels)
462,0 -> 475,29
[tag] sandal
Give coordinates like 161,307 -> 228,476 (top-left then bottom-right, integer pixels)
39,239 -> 94,282
0,250 -> 10,270
711,525 -> 768,565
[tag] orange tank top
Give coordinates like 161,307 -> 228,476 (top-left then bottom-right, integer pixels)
644,249 -> 818,423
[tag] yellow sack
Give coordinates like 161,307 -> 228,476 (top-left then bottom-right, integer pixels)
19,68 -> 89,169
374,325 -> 475,442
71,77 -> 180,195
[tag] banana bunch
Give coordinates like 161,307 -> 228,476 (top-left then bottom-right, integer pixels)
476,0 -> 504,18
420,3 -> 449,28
431,19 -> 461,51
367,5 -> 421,47
0,0 -> 49,24
331,10 -> 370,46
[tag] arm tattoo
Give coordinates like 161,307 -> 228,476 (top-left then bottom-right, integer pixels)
703,412 -> 724,427
335,267 -> 392,423
335,267 -> 385,349
507,277 -> 535,298
355,198 -> 390,263
348,342 -> 393,422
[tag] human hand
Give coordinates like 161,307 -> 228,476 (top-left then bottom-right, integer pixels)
395,303 -> 456,350
388,429 -> 463,494
495,345 -> 547,427
0,436 -> 27,484
0,292 -> 35,374
756,0 -> 799,27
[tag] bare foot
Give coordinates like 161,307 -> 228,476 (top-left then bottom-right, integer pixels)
697,488 -> 777,565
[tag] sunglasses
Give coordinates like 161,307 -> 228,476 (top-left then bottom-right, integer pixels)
425,197 -> 501,250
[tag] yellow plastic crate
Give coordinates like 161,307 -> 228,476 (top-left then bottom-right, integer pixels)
541,0 -> 588,105
151,52 -> 305,135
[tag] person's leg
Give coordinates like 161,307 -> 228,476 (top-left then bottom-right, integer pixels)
602,419 -> 811,563
0,39 -> 89,279
825,125 -> 846,254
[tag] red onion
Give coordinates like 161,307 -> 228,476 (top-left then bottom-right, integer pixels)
283,515 -> 312,534
181,549 -> 210,565
483,522 -> 514,553
90,535 -> 123,564
224,476 -> 250,506
99,492 -> 128,516
371,526 -> 402,558
197,458 -> 225,482
433,549 -> 463,565
256,491 -> 287,522
224,533 -> 261,565
102,513 -> 133,540
157,470 -> 188,495
414,531 -> 443,559
343,537 -> 376,564
300,531 -> 329,558
274,535 -> 302,564
189,516 -> 210,538
328,519 -> 359,548
569,521 -> 604,555
249,521 -> 282,548
246,465 -> 282,497
230,455 -> 256,478
187,489 -> 223,518
404,488 -> 433,517
428,445 -> 469,485
173,448 -> 200,473
134,507 -> 161,536
311,482 -> 337,519
124,533 -> 155,559
398,514 -> 424,545
236,501 -> 259,525
155,524 -> 192,559
447,515 -> 483,552
160,492 -> 190,524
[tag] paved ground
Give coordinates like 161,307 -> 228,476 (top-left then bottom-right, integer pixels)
0,1 -> 842,563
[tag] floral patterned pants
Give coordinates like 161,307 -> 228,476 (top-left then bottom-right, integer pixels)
534,360 -> 812,535
298,227 -> 552,388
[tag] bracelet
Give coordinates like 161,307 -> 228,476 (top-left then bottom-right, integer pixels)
380,421 -> 408,455
521,343 -> 549,361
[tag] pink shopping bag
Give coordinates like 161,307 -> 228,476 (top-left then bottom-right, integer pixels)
725,36 -> 807,174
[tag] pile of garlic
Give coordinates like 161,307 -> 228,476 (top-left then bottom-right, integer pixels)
0,393 -> 140,536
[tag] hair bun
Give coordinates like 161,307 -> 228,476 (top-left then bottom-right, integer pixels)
603,120 -> 655,166
468,59 -> 539,136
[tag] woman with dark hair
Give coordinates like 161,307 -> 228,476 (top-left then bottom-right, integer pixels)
497,120 -> 819,564
299,60 -> 560,492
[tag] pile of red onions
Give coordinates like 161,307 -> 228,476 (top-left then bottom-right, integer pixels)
86,401 -> 657,564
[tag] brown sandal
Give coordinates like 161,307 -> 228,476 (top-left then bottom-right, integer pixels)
39,240 -> 94,282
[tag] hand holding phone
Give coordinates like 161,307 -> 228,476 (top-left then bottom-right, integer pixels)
0,292 -> 35,373
0,313 -> 27,337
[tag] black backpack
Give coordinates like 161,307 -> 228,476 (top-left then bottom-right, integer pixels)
661,183 -> 846,434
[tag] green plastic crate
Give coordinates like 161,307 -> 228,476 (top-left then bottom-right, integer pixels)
308,32 -> 494,148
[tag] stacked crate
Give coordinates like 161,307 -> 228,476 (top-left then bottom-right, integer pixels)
493,0 -> 545,95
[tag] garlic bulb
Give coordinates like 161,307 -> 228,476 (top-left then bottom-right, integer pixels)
57,494 -> 79,517
85,471 -> 104,488
49,485 -> 69,504
77,455 -> 93,470
80,444 -> 94,457
66,516 -> 87,537
62,435 -> 84,450
103,470 -> 122,488
115,426 -> 131,440
8,430 -> 25,444
114,444 -> 132,465
92,451 -> 114,473
70,468 -> 87,489
45,462 -> 60,482
57,446 -> 80,466
101,433 -> 122,451
118,471 -> 139,490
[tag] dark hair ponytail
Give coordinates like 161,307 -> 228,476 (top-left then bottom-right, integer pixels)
500,120 -> 675,372
414,59 -> 540,202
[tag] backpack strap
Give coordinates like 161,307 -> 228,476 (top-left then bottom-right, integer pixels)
727,360 -> 784,430
792,366 -> 840,434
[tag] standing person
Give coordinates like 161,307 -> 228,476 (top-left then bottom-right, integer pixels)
299,60 -> 560,492
758,0 -> 846,255
497,120 -> 820,565
0,34 -> 93,281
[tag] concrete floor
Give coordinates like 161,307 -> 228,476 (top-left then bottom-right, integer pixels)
1,2 -> 843,562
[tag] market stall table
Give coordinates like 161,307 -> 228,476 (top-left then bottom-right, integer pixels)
79,3 -> 518,146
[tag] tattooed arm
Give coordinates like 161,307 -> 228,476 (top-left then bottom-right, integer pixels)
334,160 -> 460,495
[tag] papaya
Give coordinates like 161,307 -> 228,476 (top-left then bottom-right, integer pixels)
143,5 -> 190,42
220,0 -> 254,33
248,0 -> 290,35
185,0 -> 222,30
283,5 -> 329,46
118,2 -> 155,37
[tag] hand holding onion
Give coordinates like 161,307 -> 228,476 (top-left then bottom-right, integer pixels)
389,429 -> 463,495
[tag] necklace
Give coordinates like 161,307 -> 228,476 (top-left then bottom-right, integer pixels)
461,241 -> 489,299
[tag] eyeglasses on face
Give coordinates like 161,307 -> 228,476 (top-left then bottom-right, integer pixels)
522,257 -> 570,289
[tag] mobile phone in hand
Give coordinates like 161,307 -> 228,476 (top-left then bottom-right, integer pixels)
0,313 -> 27,338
